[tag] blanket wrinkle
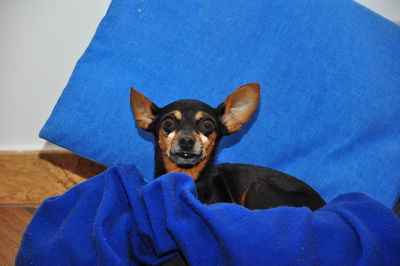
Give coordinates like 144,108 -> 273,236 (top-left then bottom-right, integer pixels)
117,165 -> 177,265
16,165 -> 400,266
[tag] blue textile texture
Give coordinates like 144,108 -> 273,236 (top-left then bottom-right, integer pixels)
39,0 -> 400,207
16,165 -> 400,265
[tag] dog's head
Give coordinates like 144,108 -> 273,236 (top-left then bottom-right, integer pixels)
130,83 -> 260,179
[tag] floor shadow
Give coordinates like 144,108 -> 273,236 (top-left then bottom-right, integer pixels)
38,150 -> 107,180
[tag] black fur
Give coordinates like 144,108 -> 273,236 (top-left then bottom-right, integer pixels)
197,163 -> 325,211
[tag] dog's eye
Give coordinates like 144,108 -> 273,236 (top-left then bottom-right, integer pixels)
162,118 -> 176,132
200,119 -> 214,132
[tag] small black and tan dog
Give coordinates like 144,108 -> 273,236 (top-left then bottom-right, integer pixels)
130,83 -> 325,211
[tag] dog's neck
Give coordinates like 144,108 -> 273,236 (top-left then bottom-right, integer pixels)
154,142 -> 217,181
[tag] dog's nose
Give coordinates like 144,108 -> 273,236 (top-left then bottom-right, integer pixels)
178,135 -> 195,150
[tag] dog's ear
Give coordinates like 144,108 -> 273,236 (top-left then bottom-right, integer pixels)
130,88 -> 159,131
217,83 -> 260,134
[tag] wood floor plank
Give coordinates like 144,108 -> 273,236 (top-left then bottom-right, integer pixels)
0,207 -> 36,265
0,151 -> 107,205
0,151 -> 106,264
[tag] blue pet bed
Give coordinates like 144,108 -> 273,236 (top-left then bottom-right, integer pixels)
18,0 -> 400,264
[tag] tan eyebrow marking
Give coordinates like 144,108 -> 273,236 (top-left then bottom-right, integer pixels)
171,110 -> 182,120
195,111 -> 206,121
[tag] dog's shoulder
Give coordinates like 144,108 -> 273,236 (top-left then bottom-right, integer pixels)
214,163 -> 311,190
204,163 -> 325,210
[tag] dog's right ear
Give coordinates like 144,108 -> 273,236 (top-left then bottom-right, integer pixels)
130,88 -> 159,132
217,83 -> 260,135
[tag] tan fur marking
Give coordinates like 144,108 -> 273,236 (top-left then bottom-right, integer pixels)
201,132 -> 216,158
158,130 -> 175,156
220,83 -> 260,134
161,155 -> 209,180
199,133 -> 209,146
172,110 -> 182,120
130,88 -> 155,130
239,186 -> 251,206
195,111 -> 206,121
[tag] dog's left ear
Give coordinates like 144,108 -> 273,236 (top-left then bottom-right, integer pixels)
217,83 -> 260,134
130,87 -> 159,132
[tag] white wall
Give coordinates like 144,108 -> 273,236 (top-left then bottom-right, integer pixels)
0,0 -> 110,150
356,0 -> 400,23
0,0 -> 399,150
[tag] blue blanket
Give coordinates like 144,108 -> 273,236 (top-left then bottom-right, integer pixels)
17,165 -> 400,265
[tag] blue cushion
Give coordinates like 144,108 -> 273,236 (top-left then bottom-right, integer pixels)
40,0 -> 400,207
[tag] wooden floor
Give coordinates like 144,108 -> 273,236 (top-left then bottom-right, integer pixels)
0,207 -> 36,264
0,150 -> 106,265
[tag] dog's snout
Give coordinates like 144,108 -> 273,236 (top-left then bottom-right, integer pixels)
178,135 -> 195,150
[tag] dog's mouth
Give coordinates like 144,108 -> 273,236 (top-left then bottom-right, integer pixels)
169,151 -> 203,167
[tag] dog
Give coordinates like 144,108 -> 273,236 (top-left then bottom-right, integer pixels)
130,83 -> 325,211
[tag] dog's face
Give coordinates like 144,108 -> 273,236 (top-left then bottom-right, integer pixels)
130,83 -> 260,179
154,100 -> 221,168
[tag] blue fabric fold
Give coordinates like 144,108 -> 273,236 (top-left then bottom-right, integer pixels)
17,165 -> 400,265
